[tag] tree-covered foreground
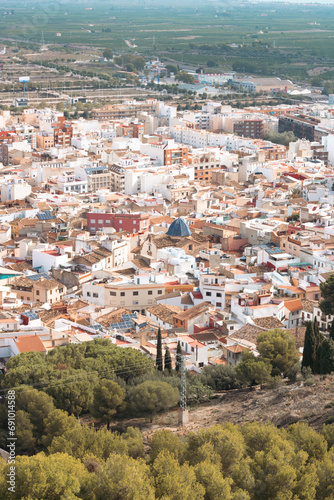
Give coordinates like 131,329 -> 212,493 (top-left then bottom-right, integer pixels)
0,332 -> 334,499
0,408 -> 334,500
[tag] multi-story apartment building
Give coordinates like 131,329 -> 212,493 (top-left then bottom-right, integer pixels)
85,166 -> 113,192
188,148 -> 227,182
109,165 -> 125,192
91,102 -> 157,121
87,212 -> 150,234
278,114 -> 321,142
233,119 -> 264,139
82,276 -> 165,313
36,132 -> 54,149
1,178 -> 32,202
53,117 -> 73,147
116,122 -> 144,139
140,139 -> 188,166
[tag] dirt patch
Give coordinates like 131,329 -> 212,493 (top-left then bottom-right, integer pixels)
116,377 -> 334,440
175,36 -> 202,40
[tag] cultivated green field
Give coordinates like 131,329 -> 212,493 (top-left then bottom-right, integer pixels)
2,0 -> 334,81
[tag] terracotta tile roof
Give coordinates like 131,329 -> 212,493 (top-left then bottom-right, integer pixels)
230,325 -> 263,343
15,335 -> 47,353
190,330 -> 221,342
284,299 -> 303,312
174,301 -> 211,321
225,344 -> 246,353
301,299 -> 317,313
96,307 -> 132,328
147,304 -> 184,325
252,317 -> 284,329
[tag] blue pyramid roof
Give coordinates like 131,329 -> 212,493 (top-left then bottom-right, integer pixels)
166,218 -> 192,237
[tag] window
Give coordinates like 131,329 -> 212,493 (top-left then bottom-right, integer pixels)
158,290 -> 162,295
91,219 -> 95,223
119,220 -> 122,224
217,302 -> 222,307
98,220 -> 103,224
106,220 -> 111,224
206,292 -> 212,297
148,291 -> 153,295
216,292 -> 221,298
36,290 -> 40,296
93,293 -> 98,298
110,291 -> 116,296
133,291 -> 139,296
121,292 -> 125,297
133,221 -> 136,225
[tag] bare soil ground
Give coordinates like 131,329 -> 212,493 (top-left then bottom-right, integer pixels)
131,376 -> 334,441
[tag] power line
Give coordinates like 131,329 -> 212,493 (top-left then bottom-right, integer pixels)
0,359 -> 154,395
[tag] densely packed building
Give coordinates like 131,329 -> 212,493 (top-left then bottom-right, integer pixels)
1,97 -> 334,370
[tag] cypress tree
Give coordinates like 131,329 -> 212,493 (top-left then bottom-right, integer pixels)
314,318 -> 323,374
176,341 -> 182,373
330,321 -> 334,342
302,321 -> 316,372
164,346 -> 172,373
156,328 -> 163,371
320,338 -> 334,374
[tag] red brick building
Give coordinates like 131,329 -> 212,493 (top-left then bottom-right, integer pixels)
87,212 -> 150,234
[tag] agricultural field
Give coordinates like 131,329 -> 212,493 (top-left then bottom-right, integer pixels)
1,0 -> 334,83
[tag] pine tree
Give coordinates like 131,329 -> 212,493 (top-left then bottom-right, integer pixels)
320,338 -> 334,374
164,346 -> 172,373
302,321 -> 316,372
314,318 -> 323,374
330,321 -> 334,342
175,341 -> 182,373
156,328 -> 163,371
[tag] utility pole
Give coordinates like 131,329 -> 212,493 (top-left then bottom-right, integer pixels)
178,353 -> 189,425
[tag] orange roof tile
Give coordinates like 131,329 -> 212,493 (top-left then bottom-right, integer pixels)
284,299 -> 303,312
15,335 -> 47,353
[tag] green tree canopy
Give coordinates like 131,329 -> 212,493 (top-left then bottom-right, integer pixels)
91,379 -> 125,429
176,341 -> 182,372
90,453 -> 155,500
149,429 -> 185,463
320,274 -> 334,315
257,329 -> 300,377
320,338 -> 334,375
164,346 -> 172,373
235,352 -> 272,388
152,451 -> 205,500
0,452 -> 89,500
128,380 -> 179,417
176,71 -> 195,84
102,48 -> 113,60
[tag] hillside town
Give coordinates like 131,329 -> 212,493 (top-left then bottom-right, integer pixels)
1,95 -> 334,371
